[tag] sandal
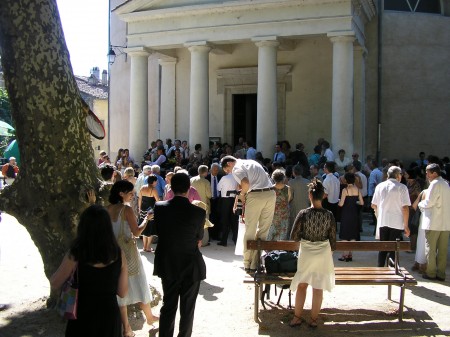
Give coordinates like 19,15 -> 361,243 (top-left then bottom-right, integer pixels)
289,315 -> 303,327
309,317 -> 318,328
123,330 -> 135,337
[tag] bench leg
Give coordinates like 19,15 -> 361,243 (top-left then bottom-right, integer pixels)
277,287 -> 284,305
398,285 -> 405,322
388,284 -> 392,301
254,283 -> 260,322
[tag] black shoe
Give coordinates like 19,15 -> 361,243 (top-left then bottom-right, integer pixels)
422,274 -> 436,280
217,242 -> 227,247
436,276 -> 445,282
245,268 -> 257,273
346,256 -> 353,262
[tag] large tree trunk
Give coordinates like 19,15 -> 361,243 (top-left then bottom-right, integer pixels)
0,0 -> 100,303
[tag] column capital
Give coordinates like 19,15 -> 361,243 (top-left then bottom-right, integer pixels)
124,46 -> 151,57
185,41 -> 211,53
327,31 -> 355,44
252,36 -> 279,48
158,58 -> 177,66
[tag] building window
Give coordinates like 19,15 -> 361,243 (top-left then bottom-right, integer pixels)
384,0 -> 441,14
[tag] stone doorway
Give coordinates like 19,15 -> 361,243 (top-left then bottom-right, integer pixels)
232,93 -> 257,148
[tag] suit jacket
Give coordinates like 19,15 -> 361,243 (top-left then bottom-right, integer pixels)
288,176 -> 310,224
190,175 -> 212,214
153,196 -> 206,281
206,173 -> 224,199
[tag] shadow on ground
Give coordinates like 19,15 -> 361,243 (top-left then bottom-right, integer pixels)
0,298 -> 65,337
256,305 -> 449,337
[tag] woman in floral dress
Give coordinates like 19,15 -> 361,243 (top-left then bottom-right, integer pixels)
267,169 -> 292,240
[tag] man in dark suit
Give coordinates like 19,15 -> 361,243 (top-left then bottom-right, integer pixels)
205,163 -> 224,240
153,173 -> 206,337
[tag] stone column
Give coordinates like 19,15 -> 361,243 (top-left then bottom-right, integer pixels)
328,34 -> 355,154
187,43 -> 211,151
254,38 -> 279,158
159,59 -> 177,140
128,47 -> 150,160
353,46 -> 367,158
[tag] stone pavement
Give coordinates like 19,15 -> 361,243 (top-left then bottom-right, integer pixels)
0,212 -> 449,337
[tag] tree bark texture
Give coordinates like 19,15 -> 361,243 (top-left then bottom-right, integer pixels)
0,0 -> 100,298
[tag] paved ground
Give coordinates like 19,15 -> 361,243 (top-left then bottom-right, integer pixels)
0,212 -> 449,337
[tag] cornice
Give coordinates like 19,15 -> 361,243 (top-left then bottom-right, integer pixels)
118,0 -> 346,23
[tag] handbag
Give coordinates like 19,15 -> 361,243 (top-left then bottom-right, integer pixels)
263,250 -> 298,274
117,207 -> 140,276
57,265 -> 78,320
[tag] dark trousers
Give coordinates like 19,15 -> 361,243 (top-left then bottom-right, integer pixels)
322,199 -> 338,222
378,227 -> 403,267
219,197 -> 239,245
159,278 -> 201,337
208,198 -> 221,240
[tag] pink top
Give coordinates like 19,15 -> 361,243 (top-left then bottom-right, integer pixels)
164,186 -> 201,203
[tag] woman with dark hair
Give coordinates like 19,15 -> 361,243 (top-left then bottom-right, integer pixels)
289,179 -> 336,328
108,180 -> 159,337
139,174 -> 160,252
338,172 -> 364,261
50,205 -> 128,337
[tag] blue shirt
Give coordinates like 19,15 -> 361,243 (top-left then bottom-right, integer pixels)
368,167 -> 383,197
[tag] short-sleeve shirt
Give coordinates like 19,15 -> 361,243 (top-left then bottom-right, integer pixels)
323,173 -> 340,203
372,178 -> 411,230
232,159 -> 272,191
218,174 -> 238,198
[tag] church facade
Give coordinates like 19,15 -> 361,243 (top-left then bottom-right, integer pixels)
108,0 -> 450,163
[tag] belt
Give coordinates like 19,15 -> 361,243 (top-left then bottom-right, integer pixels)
250,187 -> 274,193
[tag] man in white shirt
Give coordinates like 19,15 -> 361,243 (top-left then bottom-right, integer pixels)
221,156 -> 276,272
418,164 -> 450,281
371,166 -> 410,267
354,161 -> 368,231
217,173 -> 239,246
322,161 -> 340,220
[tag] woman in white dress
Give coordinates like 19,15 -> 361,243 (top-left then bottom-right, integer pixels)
412,190 -> 428,273
289,178 -> 336,328
108,180 -> 159,337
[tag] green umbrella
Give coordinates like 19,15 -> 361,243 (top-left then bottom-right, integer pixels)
0,121 -> 14,136
4,139 -> 20,166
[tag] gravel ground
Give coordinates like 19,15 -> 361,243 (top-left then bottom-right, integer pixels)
0,212 -> 449,337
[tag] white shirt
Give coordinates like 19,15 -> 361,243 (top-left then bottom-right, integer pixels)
335,157 -> 352,175
372,178 -> 410,237
232,159 -> 272,191
323,173 -> 340,203
218,174 -> 238,198
355,171 -> 368,197
324,148 -> 334,161
418,176 -> 450,231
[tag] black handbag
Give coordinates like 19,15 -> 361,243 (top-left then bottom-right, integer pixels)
263,250 -> 298,274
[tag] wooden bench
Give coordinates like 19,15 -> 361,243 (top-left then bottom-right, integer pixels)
243,239 -> 417,322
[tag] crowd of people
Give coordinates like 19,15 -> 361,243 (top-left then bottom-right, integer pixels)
48,136 -> 449,335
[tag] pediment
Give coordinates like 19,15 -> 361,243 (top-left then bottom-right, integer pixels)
114,0 -> 228,15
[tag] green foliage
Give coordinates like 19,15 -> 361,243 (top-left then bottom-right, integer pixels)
0,88 -> 14,157
0,87 -> 12,125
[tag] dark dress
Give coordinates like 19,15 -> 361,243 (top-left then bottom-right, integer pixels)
339,194 -> 360,241
65,252 -> 122,337
140,196 -> 156,237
